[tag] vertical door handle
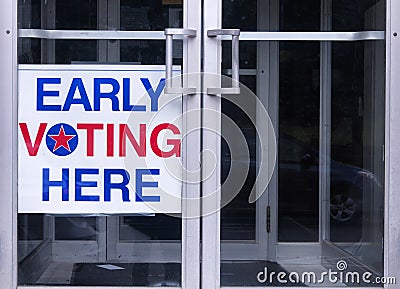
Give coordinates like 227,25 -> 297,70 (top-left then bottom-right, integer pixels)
207,29 -> 241,95
164,28 -> 197,94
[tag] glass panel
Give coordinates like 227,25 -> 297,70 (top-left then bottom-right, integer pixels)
18,214 -> 44,262
326,0 -> 385,277
55,217 -> 97,240
278,41 -> 320,242
332,0 -> 384,31
120,40 -> 168,65
328,41 -> 385,274
220,0 -> 385,287
279,0 -> 320,31
120,215 -> 181,241
221,74 -> 257,241
120,0 -> 182,31
56,0 -> 97,29
55,40 -> 98,64
222,0 -> 320,31
17,0 -> 183,286
18,0 -> 40,63
222,1 -> 256,31
120,0 -> 182,65
55,0 -> 97,64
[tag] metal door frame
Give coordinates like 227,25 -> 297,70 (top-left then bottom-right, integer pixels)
1,0 -> 201,288
34,0 -> 188,264
201,0 -> 400,288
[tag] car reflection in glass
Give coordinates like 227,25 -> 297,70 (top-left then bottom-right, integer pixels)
221,132 -> 382,242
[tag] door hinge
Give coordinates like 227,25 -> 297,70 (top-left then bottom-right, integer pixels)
267,205 -> 271,233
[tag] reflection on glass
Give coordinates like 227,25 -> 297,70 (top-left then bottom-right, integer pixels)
56,0 -> 97,30
278,41 -> 320,242
220,0 -> 385,287
222,0 -> 320,32
327,0 -> 385,277
280,0 -> 320,31
222,0 -> 256,31
119,0 -> 182,65
332,0 -> 384,31
329,40 -> 385,274
55,40 -> 97,64
221,82 -> 257,241
120,0 -> 182,31
120,215 -> 181,241
55,0 -> 97,64
121,40 -> 167,65
55,217 -> 97,240
18,214 -> 44,263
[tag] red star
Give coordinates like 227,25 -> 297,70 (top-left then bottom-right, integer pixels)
49,125 -> 76,152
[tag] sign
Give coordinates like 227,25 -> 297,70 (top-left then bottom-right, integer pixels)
18,65 -> 182,214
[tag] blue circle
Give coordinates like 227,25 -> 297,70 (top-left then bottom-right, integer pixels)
46,123 -> 79,156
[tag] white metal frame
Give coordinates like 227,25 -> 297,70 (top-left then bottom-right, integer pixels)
384,0 -> 400,286
0,0 -> 18,288
26,0 -> 196,265
178,2 -> 201,289
7,1 -> 201,289
201,1 -> 397,289
202,0 -> 222,288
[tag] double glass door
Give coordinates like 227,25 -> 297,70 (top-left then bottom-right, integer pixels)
17,0 -> 385,288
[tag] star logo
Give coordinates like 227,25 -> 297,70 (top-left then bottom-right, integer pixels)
46,123 -> 79,156
48,125 -> 75,152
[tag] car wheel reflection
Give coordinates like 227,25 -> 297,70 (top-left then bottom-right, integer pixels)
330,193 -> 356,222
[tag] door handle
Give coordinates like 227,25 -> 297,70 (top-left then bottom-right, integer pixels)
164,28 -> 197,94
207,29 -> 241,95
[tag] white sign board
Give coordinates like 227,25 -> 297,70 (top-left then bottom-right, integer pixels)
18,65 -> 182,214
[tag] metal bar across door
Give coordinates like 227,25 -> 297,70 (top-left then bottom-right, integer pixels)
19,29 -> 384,41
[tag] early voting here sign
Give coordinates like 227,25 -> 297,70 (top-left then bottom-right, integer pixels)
18,65 -> 182,214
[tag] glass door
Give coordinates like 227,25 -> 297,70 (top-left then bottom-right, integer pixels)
17,0 -> 201,287
12,0 -> 389,288
202,0 -> 386,287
